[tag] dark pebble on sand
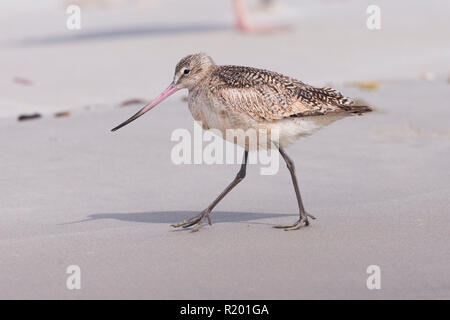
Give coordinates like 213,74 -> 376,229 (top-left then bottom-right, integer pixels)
18,113 -> 42,121
121,99 -> 146,106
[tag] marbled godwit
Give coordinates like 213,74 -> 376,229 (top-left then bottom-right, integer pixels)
111,53 -> 371,231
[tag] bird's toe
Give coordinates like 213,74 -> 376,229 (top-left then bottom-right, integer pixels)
273,217 -> 310,230
172,210 -> 211,231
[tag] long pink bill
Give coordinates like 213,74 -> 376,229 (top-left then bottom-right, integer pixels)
111,82 -> 179,132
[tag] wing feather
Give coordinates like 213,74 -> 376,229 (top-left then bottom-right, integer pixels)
209,65 -> 355,120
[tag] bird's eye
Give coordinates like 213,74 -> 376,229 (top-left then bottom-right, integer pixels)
183,69 -> 190,75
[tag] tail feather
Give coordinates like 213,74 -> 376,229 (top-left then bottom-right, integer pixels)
339,104 -> 373,115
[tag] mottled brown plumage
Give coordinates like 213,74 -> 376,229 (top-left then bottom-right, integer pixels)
208,65 -> 367,120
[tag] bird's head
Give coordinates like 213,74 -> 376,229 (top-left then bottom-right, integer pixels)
111,53 -> 215,132
173,53 -> 216,90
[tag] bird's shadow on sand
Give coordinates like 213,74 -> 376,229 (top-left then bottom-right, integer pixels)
61,211 -> 296,226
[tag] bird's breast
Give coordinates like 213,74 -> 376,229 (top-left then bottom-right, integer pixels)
188,89 -> 237,133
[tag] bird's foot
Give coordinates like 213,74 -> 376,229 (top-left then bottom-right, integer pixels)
171,209 -> 212,232
273,213 -> 315,231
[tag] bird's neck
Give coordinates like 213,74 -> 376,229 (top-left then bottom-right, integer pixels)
190,64 -> 217,91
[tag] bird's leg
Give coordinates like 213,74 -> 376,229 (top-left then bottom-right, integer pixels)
274,147 -> 316,231
172,151 -> 249,232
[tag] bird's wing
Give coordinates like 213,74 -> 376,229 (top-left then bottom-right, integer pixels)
209,65 -> 354,120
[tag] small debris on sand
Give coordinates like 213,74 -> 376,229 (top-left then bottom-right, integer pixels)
121,99 -> 146,107
18,113 -> 41,121
13,77 -> 34,86
54,111 -> 71,118
352,81 -> 379,90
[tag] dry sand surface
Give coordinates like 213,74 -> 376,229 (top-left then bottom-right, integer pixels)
0,0 -> 449,299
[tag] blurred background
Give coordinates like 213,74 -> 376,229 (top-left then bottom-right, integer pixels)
0,0 -> 448,119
